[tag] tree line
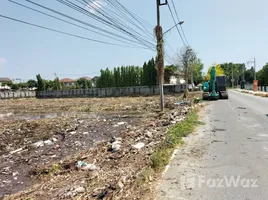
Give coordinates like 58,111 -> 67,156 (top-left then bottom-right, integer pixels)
96,58 -> 157,88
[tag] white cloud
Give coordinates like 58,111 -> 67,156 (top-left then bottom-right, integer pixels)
0,58 -> 7,67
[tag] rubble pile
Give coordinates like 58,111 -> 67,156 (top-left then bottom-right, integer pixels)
0,94 -> 204,200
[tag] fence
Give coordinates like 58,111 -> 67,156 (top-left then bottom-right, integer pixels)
0,91 -> 36,99
37,85 -> 186,98
258,86 -> 268,92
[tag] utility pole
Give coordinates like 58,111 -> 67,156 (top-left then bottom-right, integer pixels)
254,57 -> 256,80
155,0 -> 167,111
231,65 -> 234,88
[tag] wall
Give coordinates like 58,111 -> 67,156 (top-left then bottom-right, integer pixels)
0,91 -> 36,99
37,85 -> 186,98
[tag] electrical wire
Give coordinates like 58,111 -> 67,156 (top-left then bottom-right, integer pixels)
0,14 -> 151,49
8,0 -> 149,49
55,0 -> 156,50
167,0 -> 186,46
170,0 -> 190,46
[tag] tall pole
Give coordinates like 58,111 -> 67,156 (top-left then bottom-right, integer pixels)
232,65 -> 234,88
254,57 -> 256,80
155,0 -> 166,111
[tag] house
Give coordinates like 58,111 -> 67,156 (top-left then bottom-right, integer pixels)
91,76 -> 99,87
0,77 -> 12,86
170,75 -> 185,84
59,78 -> 76,87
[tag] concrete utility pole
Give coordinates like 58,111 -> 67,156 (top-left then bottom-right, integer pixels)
254,57 -> 256,80
155,0 -> 167,111
231,65 -> 234,88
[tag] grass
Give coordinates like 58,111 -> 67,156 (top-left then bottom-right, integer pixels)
150,110 -> 203,171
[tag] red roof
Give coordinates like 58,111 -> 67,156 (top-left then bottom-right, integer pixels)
60,78 -> 75,83
0,77 -> 12,82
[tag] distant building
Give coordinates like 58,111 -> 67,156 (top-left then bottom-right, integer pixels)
0,77 -> 12,86
91,76 -> 99,87
59,78 -> 76,87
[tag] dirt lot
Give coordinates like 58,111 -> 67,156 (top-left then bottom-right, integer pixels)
0,94 -> 202,200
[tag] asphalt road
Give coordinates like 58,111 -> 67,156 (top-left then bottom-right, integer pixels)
157,90 -> 268,200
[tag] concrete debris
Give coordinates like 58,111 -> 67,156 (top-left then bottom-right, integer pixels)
10,148 -> 24,155
112,141 -> 121,152
132,142 -> 145,150
44,140 -> 53,146
145,131 -> 153,138
31,141 -> 44,148
82,163 -> 98,171
117,122 -> 126,125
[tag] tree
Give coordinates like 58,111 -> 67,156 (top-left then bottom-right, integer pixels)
53,77 -> 61,90
27,79 -> 37,88
192,59 -> 204,85
11,83 -> 19,90
244,67 -> 254,84
36,74 -> 45,91
76,78 -> 89,89
220,63 -> 243,87
164,65 -> 177,84
257,63 -> 268,86
177,46 -> 196,98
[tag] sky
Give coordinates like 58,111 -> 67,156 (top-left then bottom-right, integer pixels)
0,0 -> 268,81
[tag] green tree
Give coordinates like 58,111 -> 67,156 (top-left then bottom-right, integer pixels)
53,77 -> 61,90
11,83 -> 19,90
76,78 -> 89,89
27,79 -> 37,88
257,63 -> 268,86
164,65 -> 177,84
36,74 -> 45,91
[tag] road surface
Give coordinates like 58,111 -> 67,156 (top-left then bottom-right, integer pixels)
157,90 -> 268,200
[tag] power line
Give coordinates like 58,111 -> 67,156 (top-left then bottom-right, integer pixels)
55,0 -> 156,50
8,0 -> 149,49
167,0 -> 186,46
19,0 -> 147,46
170,0 -> 190,46
0,14 -> 151,49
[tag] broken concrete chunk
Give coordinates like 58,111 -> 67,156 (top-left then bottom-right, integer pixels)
82,163 -> 98,171
44,140 -> 53,146
145,131 -> 153,138
32,141 -> 44,148
74,186 -> 85,194
132,142 -> 145,150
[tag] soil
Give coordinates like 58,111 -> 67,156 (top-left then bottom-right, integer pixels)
0,93 -> 202,200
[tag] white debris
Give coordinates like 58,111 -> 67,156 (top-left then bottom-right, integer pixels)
12,172 -> 19,177
52,138 -> 58,142
75,186 -> 85,193
82,163 -> 98,171
117,122 -> 126,125
32,141 -> 44,148
70,131 -> 76,135
10,148 -> 23,155
145,131 -> 153,138
132,142 -> 145,150
83,132 -> 89,135
112,141 -> 121,152
44,140 -> 53,146
75,141 -> 82,146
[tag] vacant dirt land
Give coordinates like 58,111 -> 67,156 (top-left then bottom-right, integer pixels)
0,94 -> 202,200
